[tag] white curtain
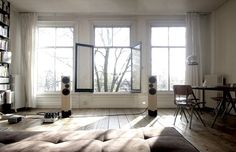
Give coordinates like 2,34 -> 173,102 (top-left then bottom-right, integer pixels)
185,13 -> 203,86
20,13 -> 38,108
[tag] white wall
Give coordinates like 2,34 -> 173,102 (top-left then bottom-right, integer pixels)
213,0 -> 236,83
34,15 -> 179,108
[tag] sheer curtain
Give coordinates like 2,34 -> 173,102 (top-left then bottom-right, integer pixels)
20,13 -> 38,108
185,12 -> 203,86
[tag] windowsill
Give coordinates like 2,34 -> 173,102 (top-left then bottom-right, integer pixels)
36,91 -> 143,97
157,91 -> 174,95
36,91 -> 172,97
93,92 -> 135,95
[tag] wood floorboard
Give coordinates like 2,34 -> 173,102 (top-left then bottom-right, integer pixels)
1,108 -> 236,152
108,109 -> 119,129
115,109 -> 129,129
96,109 -> 109,130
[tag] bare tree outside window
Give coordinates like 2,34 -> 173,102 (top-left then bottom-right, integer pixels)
94,27 -> 131,92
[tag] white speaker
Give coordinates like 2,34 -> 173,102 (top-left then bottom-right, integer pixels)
61,76 -> 72,118
148,76 -> 157,116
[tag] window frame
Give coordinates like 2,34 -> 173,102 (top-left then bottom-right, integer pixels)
75,43 -> 94,92
36,21 -> 76,94
91,20 -> 137,93
150,20 -> 186,92
131,42 -> 142,93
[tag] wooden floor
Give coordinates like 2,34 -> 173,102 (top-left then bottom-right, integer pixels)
1,108 -> 236,152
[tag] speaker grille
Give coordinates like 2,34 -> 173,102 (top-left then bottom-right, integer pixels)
149,76 -> 157,95
149,76 -> 157,83
65,84 -> 70,88
61,76 -> 70,96
62,89 -> 70,96
149,88 -> 157,95
62,77 -> 70,84
149,84 -> 153,88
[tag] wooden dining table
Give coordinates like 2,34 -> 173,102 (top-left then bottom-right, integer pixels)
192,85 -> 236,127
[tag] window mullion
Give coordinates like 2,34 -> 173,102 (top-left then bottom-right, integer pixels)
168,27 -> 170,91
112,27 -> 114,47
54,27 -> 57,91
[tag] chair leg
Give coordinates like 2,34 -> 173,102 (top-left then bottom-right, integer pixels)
228,105 -> 233,114
174,107 -> 180,125
214,100 -> 222,115
189,107 -> 194,129
182,108 -> 189,123
190,106 -> 206,129
194,109 -> 206,127
173,107 -> 177,116
212,100 -> 224,128
222,101 -> 231,118
197,104 -> 203,114
193,110 -> 199,120
180,109 -> 183,120
186,109 -> 191,117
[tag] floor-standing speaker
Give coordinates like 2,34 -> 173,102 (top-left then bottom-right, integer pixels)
148,76 -> 157,117
61,76 -> 72,118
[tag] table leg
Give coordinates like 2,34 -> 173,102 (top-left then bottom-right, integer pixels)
211,100 -> 224,128
202,89 -> 205,107
226,91 -> 236,113
231,102 -> 236,113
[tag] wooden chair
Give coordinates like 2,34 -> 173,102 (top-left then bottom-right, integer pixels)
173,85 -> 206,129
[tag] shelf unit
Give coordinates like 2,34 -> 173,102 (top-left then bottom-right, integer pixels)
0,0 -> 11,113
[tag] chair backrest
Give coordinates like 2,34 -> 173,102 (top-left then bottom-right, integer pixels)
173,85 -> 193,95
173,85 -> 195,104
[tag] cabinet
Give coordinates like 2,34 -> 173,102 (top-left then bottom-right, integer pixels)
0,0 -> 11,113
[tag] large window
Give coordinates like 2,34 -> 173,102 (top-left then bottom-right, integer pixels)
94,27 -> 131,92
151,26 -> 186,91
36,26 -> 74,93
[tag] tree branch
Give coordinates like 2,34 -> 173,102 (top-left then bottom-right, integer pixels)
115,54 -> 131,92
94,65 -> 101,92
110,48 -> 123,92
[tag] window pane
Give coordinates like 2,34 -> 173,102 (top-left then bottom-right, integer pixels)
37,27 -> 74,93
55,48 -> 73,91
94,47 -> 131,92
169,27 -> 186,46
152,48 -> 168,90
95,28 -> 112,46
170,48 -> 186,90
94,26 -> 131,92
56,28 -> 74,47
37,48 -> 56,92
113,28 -> 130,46
131,43 -> 141,91
38,28 -> 55,47
94,48 -> 105,92
151,27 -> 168,46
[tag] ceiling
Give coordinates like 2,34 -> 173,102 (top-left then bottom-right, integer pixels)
9,0 -> 228,15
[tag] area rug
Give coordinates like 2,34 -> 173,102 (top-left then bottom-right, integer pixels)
0,127 -> 200,152
0,127 -> 8,131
